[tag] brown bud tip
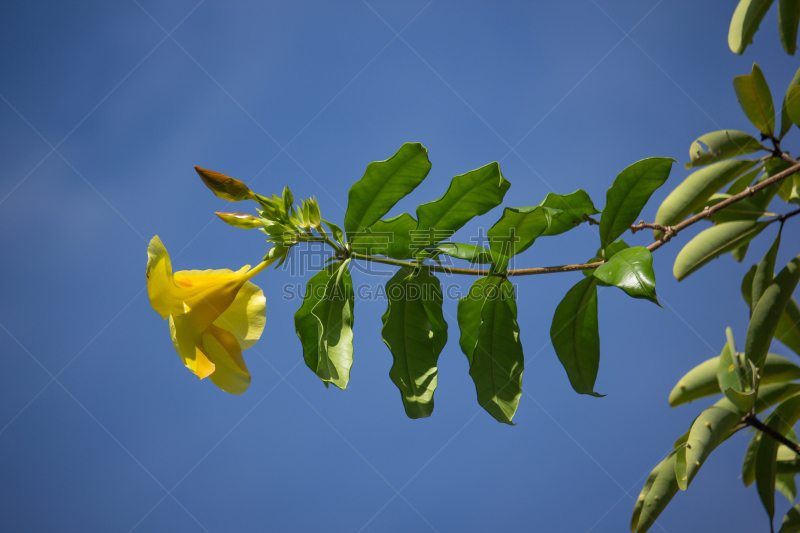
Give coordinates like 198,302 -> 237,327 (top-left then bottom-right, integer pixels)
195,166 -> 253,202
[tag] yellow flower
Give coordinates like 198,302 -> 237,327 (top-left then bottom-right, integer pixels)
146,235 -> 274,395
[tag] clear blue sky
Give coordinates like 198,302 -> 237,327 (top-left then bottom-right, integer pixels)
2,1 -> 799,531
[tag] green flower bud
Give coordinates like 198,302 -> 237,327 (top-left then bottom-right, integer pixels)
215,212 -> 264,229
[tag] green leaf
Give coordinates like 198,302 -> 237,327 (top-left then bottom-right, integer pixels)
732,241 -> 751,262
745,432 -> 764,486
655,160 -> 758,233
428,242 -> 500,264
457,277 -> 495,366
464,278 -> 524,424
323,219 -> 345,247
551,277 -> 602,396
631,454 -> 671,532
780,503 -> 800,533
694,193 -> 774,223
294,262 -> 354,390
537,190 -> 601,236
734,63 -> 776,136
781,68 -> 800,137
415,162 -> 510,249
592,247 -> 660,306
744,264 -> 800,357
344,143 -> 431,237
350,213 -> 418,260
756,394 -> 800,525
634,451 -> 681,533
673,220 -> 771,280
686,130 -> 765,168
745,254 -> 800,373
381,268 -> 447,419
487,205 -> 560,258
674,407 -> 743,490
717,329 -> 748,394
583,239 -> 631,277
669,352 -> 800,407
599,157 -> 675,248
789,86 -> 800,127
777,473 -> 797,503
753,227 -> 783,312
780,0 -> 800,54
727,165 -> 764,194
729,0 -> 775,54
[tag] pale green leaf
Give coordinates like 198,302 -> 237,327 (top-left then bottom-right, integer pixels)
781,68 -> 800,137
686,130 -> 765,168
729,0 -> 775,54
674,407 -> 743,490
673,220 -> 770,280
733,62 -> 776,136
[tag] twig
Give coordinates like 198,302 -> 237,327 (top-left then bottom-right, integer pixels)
345,156 -> 800,277
745,413 -> 800,456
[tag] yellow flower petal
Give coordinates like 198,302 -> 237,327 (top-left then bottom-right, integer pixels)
170,315 -> 215,379
146,236 -> 184,319
213,280 -> 266,351
203,324 -> 251,395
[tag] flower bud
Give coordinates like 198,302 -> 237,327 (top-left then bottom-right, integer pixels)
215,212 -> 264,229
195,166 -> 255,202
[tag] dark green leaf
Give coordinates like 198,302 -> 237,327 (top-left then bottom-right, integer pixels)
381,268 -> 447,419
674,407 -> 743,490
673,220 -> 770,280
592,247 -> 660,306
732,241 -> 751,262
744,264 -> 800,357
537,190 -> 601,236
599,157 -> 675,248
465,278 -> 524,424
745,254 -> 800,373
487,205 -> 560,258
729,0 -> 776,54
350,213 -> 418,260
583,239 -> 631,277
777,473 -> 797,503
780,0 -> 800,54
754,228 -> 783,312
656,160 -> 758,232
670,353 -> 800,407
686,130 -> 765,168
789,86 -> 800,129
779,503 -> 800,533
782,68 -> 800,137
457,277 -> 495,366
745,432 -> 763,486
429,242 -> 500,264
756,394 -> 800,525
294,262 -> 354,390
734,63 -> 776,136
551,277 -> 602,396
344,143 -> 431,237
415,162 -> 510,249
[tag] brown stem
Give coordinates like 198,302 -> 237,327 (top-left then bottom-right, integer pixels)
347,156 -> 800,277
745,413 -> 800,456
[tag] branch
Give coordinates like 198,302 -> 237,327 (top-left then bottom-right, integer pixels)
745,413 -> 800,456
345,157 -> 800,277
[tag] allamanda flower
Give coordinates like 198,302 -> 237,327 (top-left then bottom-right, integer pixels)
146,235 -> 274,395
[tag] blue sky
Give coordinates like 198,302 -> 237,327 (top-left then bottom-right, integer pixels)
2,1 -> 799,531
